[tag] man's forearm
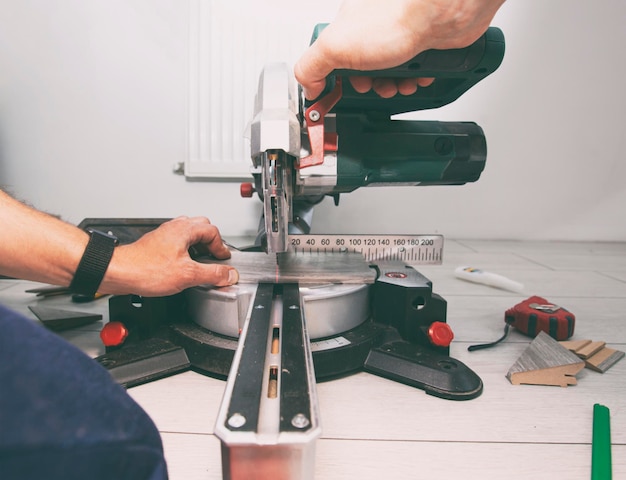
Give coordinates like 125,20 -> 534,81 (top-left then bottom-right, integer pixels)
0,189 -> 88,286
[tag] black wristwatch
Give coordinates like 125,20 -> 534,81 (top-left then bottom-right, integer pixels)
69,229 -> 119,296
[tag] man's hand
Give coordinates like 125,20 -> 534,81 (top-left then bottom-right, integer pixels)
294,0 -> 505,100
101,216 -> 239,297
0,188 -> 237,297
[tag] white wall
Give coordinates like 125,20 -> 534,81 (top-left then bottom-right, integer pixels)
0,0 -> 625,241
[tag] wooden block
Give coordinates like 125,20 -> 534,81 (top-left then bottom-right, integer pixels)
585,347 -> 625,373
576,341 -> 606,359
560,339 -> 625,373
507,331 -> 585,387
560,339 -> 592,353
199,251 -> 377,285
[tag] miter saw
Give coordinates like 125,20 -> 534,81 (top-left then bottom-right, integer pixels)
92,25 -> 504,480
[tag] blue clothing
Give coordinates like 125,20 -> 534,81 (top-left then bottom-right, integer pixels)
0,303 -> 167,479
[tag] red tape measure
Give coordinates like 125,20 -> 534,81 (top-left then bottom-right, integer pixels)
506,295 -> 575,340
469,296 -> 575,351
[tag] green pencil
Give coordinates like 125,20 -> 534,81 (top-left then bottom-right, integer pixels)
591,404 -> 612,480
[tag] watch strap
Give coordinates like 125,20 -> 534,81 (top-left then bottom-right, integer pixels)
69,229 -> 118,296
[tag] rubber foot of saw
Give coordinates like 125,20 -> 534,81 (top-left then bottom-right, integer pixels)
94,337 -> 191,388
364,339 -> 483,401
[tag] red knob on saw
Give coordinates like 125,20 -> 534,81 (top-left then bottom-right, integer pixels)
428,321 -> 454,347
100,321 -> 129,347
240,182 -> 255,198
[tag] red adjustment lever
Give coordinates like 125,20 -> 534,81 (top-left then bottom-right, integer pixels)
299,78 -> 343,169
428,322 -> 454,347
240,182 -> 255,198
100,321 -> 129,347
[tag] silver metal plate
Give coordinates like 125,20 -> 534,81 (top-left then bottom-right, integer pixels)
199,250 -> 377,284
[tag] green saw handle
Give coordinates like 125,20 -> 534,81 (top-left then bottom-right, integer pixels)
308,24 -> 505,116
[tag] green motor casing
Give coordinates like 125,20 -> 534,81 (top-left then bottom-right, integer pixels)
335,117 -> 486,191
307,25 -> 505,190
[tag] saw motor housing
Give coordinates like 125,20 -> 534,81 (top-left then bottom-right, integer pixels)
245,26 -> 505,253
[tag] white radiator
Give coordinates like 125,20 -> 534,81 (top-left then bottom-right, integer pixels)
186,0 -> 338,180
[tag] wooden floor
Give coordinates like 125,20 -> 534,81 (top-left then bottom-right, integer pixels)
1,240 -> 625,479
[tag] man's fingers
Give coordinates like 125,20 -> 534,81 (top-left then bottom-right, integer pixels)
417,77 -> 435,87
372,78 -> 398,98
351,77 -> 434,97
197,264 -> 239,287
294,42 -> 336,100
180,217 -> 231,260
301,80 -> 327,102
182,218 -> 239,286
349,76 -> 373,94
398,78 -> 418,96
